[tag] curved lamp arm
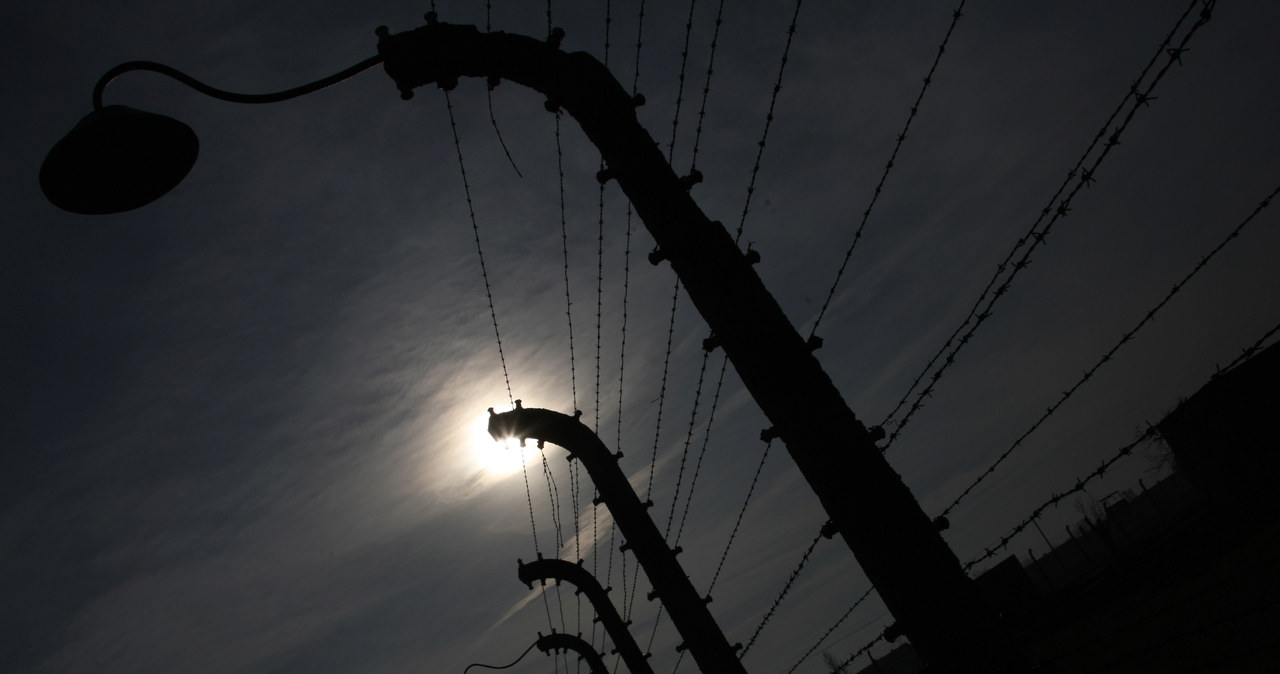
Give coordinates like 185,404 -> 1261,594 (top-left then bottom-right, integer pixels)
91,55 -> 384,110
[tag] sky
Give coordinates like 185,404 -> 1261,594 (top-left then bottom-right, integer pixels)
4,0 -> 1280,672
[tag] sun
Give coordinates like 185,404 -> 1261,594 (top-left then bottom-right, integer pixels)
470,410 -> 530,476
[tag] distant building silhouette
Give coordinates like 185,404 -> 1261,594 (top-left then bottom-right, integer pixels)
1158,341 -> 1280,512
851,343 -> 1280,673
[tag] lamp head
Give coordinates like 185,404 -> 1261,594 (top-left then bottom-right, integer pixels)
41,105 -> 198,214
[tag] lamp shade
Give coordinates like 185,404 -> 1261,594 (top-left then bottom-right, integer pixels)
41,105 -> 198,214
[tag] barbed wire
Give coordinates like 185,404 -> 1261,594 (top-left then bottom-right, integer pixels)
666,0 -> 699,163
631,0 -> 647,97
940,180 -> 1280,519
686,0 -> 725,173
442,90 -> 514,407
741,525 -> 826,657
784,586 -> 877,674
963,426 -> 1158,572
664,347 -> 710,540
540,452 -> 569,633
807,1 -> 967,341
881,0 -> 1217,449
673,353 -> 729,547
645,278 -> 683,501
1214,318 -> 1280,379
706,437 -> 773,594
829,631 -> 888,674
734,0 -> 804,245
554,112 -> 579,413
619,0 -> 648,628
875,0 -> 1205,433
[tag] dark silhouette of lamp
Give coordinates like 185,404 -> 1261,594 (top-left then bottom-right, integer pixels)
40,57 -> 382,215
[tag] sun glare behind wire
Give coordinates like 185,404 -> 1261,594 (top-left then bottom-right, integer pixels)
470,410 -> 529,476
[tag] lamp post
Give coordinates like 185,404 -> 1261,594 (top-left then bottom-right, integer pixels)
42,15 -> 1026,672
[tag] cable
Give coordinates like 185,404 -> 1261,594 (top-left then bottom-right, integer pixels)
92,55 -> 382,111
463,639 -> 540,672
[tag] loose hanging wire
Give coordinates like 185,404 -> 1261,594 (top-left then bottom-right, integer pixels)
807,1 -> 967,341
463,638 -> 540,672
484,0 -> 523,178
938,181 -> 1280,520
734,0 -> 804,245
880,0 -> 1217,450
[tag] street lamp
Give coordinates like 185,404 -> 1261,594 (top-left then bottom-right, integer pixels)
42,15 -> 1027,672
40,56 -> 382,214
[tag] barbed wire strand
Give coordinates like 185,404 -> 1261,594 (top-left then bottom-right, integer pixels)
666,0 -> 699,163
625,275 -> 681,623
963,426 -> 1159,572
877,0 -> 1205,434
1215,318 -> 1280,378
594,2 -> 618,659
673,353 -> 730,547
443,91 -> 514,407
941,180 -> 1279,519
555,113 -> 579,414
540,452 -> 569,638
735,0 -> 804,245
882,0 -> 1217,450
741,526 -> 826,657
808,1 -> 967,340
686,0 -> 726,173
785,586 -> 878,674
664,348 -> 711,540
619,0 -> 647,628
707,437 -> 774,593
830,632 -> 889,674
